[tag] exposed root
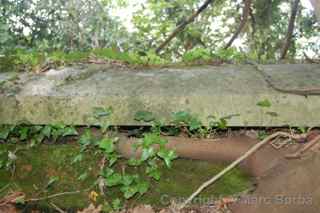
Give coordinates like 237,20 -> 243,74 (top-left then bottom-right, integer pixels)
285,134 -> 320,159
178,131 -> 299,210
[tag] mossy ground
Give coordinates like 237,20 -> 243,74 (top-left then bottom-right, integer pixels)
0,143 -> 252,211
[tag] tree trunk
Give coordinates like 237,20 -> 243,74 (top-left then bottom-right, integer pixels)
280,0 -> 300,59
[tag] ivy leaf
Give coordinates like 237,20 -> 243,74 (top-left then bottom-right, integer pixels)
112,198 -> 122,210
0,126 -> 13,140
62,127 -> 78,137
134,111 -> 155,122
105,173 -> 122,187
142,134 -> 156,148
120,185 -> 138,199
101,168 -> 114,177
128,158 -> 142,166
142,133 -> 167,148
146,165 -> 161,181
14,196 -> 25,205
136,180 -> 149,195
51,129 -> 60,142
78,130 -> 93,146
34,133 -> 45,143
189,117 -> 202,131
157,149 -> 178,168
172,111 -> 192,124
53,123 -> 66,130
107,153 -> 119,167
216,118 -> 228,129
141,147 -> 155,161
257,99 -> 271,108
41,126 -> 52,138
18,127 -> 29,141
46,176 -> 59,188
99,138 -> 115,154
122,174 -> 135,186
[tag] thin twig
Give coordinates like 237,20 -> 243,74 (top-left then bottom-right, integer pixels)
50,202 -> 66,213
155,0 -> 215,54
26,190 -> 81,202
178,131 -> 292,210
303,51 -> 319,64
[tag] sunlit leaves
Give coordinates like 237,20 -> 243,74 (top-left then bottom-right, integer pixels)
99,138 -> 115,154
157,148 -> 178,168
105,173 -> 122,187
0,125 -> 14,140
257,99 -> 272,108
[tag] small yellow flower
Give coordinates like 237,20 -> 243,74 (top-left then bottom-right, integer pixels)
89,191 -> 99,202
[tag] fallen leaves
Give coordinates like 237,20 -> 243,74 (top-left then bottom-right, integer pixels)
89,191 -> 99,202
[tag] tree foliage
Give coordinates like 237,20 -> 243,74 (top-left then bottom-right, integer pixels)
0,0 -> 129,52
0,0 -> 319,64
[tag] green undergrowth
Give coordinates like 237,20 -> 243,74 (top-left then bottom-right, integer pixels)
0,110 -> 253,211
0,143 -> 251,210
0,47 -> 260,73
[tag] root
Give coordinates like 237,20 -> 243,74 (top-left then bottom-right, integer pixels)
285,134 -> 320,159
178,131 -> 293,210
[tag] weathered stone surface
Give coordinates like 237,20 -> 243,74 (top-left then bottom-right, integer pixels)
0,64 -> 320,126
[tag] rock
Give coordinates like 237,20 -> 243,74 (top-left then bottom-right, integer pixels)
1,64 -> 320,126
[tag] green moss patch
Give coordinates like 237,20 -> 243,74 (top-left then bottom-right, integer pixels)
0,144 -> 251,210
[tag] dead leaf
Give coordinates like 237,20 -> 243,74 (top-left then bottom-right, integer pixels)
88,191 -> 99,202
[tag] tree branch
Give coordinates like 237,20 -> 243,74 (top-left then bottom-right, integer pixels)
155,0 -> 215,54
249,5 -> 256,38
280,0 -> 300,59
224,0 -> 252,49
